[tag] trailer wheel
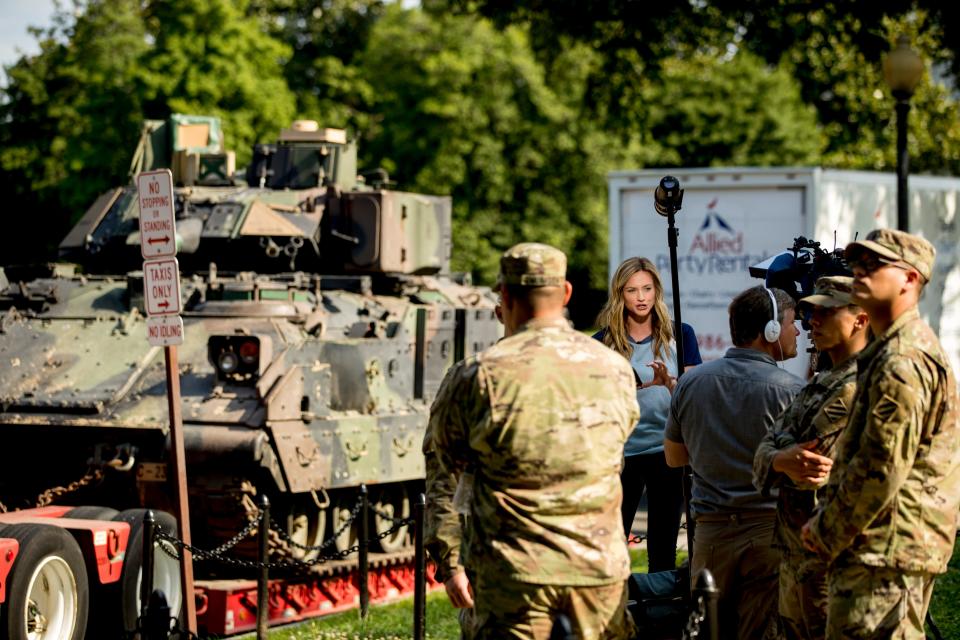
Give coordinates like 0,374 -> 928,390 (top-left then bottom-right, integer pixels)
112,509 -> 182,634
0,523 -> 89,640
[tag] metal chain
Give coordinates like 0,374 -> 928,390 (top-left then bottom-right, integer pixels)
682,594 -> 707,639
156,529 -> 356,570
34,468 -> 104,508
153,513 -> 414,572
268,498 -> 363,552
205,515 -> 261,556
368,502 -> 412,525
236,481 -> 304,562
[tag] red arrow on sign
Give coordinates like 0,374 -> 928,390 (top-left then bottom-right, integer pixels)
158,301 -> 170,309
148,236 -> 171,245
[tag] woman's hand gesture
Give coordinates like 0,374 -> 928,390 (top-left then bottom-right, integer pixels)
642,361 -> 677,393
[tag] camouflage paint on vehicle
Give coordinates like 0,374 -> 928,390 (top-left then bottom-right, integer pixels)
0,115 -> 500,563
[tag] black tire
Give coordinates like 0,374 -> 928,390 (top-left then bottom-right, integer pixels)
112,509 -> 183,634
63,506 -> 121,521
0,523 -> 89,640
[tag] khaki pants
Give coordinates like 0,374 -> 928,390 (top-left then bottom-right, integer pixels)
693,512 -> 780,640
779,554 -> 829,640
464,574 -> 635,640
827,564 -> 935,640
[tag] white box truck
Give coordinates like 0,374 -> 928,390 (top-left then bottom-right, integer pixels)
608,167 -> 960,379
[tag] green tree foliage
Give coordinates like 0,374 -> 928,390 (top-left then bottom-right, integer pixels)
139,0 -> 297,166
3,0 -> 958,302
775,10 -> 960,176
0,0 -> 297,263
0,0 -> 148,262
252,0 -> 384,131
644,51 -> 821,167
357,8 -> 631,289
452,0 -> 960,176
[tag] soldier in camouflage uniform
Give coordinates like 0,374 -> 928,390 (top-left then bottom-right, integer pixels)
423,243 -> 640,640
802,229 -> 960,639
753,276 -> 870,639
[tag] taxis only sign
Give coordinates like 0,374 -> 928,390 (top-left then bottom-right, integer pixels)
143,258 -> 182,316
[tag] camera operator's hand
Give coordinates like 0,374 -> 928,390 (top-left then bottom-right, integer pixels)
641,361 -> 676,393
772,439 -> 832,486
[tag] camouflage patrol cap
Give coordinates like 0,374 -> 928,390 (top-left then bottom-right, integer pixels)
799,276 -> 856,309
845,228 -> 935,282
494,243 -> 567,291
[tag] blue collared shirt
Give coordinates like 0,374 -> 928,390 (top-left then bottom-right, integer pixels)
665,347 -> 803,515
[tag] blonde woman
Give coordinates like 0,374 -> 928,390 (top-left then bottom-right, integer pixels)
594,257 -> 701,572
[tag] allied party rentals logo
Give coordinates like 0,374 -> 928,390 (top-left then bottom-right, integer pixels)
689,198 -> 743,254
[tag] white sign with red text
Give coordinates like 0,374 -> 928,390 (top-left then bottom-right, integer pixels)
143,258 -> 182,316
137,169 -> 177,258
146,315 -> 185,346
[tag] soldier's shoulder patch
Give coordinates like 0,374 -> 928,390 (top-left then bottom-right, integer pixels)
821,396 -> 849,425
871,393 -> 901,424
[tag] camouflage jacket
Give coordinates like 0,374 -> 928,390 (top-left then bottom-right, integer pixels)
807,308 -> 960,573
753,357 -> 858,563
423,316 -> 639,586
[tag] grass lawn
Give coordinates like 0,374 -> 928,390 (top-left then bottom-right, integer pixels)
257,544 -> 958,639
261,549 -> 656,639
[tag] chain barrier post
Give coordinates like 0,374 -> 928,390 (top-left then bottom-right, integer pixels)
144,589 -> 171,640
141,510 -> 156,625
413,492 -> 426,640
692,568 -> 718,640
257,493 -> 270,640
359,484 -> 370,621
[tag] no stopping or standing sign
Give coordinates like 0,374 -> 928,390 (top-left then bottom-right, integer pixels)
137,169 -> 177,258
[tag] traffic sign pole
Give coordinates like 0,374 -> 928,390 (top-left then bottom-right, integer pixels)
165,344 -> 197,633
136,170 -> 195,635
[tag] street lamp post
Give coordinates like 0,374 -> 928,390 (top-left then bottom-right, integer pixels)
883,35 -> 924,232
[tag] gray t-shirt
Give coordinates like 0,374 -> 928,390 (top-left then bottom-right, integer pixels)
665,347 -> 803,515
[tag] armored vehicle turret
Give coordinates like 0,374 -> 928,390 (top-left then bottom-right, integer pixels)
0,115 -> 499,581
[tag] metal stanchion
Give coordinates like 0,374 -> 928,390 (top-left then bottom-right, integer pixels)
413,493 -> 426,640
145,589 -> 172,640
359,484 -> 370,621
693,569 -> 719,640
257,493 -> 270,640
140,510 -> 156,624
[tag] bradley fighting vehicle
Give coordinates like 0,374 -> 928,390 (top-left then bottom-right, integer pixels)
0,116 -> 500,583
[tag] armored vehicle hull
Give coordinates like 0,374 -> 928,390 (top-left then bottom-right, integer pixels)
0,115 -> 500,619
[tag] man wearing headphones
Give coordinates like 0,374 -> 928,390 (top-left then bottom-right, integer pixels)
664,285 -> 803,639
